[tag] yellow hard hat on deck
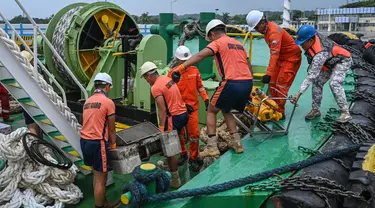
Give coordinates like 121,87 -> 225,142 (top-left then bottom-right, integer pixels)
21,50 -> 33,62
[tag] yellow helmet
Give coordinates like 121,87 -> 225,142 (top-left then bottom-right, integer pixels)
21,50 -> 33,62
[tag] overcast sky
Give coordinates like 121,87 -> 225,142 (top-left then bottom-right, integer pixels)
3,0 -> 348,18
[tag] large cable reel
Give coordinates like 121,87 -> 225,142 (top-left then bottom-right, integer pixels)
44,2 -> 140,92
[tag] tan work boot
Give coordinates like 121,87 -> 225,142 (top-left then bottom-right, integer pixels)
336,109 -> 352,123
198,136 -> 220,158
170,171 -> 181,189
305,109 -> 321,120
228,132 -> 243,153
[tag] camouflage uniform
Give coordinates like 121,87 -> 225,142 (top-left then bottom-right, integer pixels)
298,52 -> 352,111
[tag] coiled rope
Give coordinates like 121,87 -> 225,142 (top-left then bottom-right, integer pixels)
22,132 -> 73,170
0,128 -> 82,208
168,21 -> 205,68
0,28 -> 81,132
52,6 -> 83,87
122,143 -> 360,207
122,166 -> 170,206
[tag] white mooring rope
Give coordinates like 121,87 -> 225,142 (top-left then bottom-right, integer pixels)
0,28 -> 82,132
0,128 -> 83,208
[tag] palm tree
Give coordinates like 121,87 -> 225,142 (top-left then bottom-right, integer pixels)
140,12 -> 152,24
222,12 -> 231,24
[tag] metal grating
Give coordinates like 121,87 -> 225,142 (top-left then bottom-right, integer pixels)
116,121 -> 160,145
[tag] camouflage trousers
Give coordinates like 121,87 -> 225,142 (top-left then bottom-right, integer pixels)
311,57 -> 353,111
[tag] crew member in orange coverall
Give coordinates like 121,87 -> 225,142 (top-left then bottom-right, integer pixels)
168,46 -> 209,172
0,84 -> 13,122
246,10 -> 302,119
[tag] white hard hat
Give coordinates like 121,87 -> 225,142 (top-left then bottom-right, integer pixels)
246,10 -> 264,30
175,46 -> 192,60
140,61 -> 158,76
205,19 -> 225,41
94,72 -> 112,85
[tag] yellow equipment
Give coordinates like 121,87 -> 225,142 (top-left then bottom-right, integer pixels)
245,88 -> 283,121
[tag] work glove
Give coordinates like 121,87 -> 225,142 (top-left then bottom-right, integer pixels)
172,71 -> 181,83
186,104 -> 194,114
109,143 -> 117,150
204,99 -> 209,111
262,75 -> 271,84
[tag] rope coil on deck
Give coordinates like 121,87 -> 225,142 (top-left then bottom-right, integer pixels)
0,128 -> 83,208
0,28 -> 82,132
122,166 -> 170,206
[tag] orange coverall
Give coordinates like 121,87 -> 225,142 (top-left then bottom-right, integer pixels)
0,84 -> 10,120
264,21 -> 302,114
168,66 -> 209,160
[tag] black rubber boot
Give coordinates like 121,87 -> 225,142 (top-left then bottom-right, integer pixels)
177,154 -> 188,166
188,159 -> 202,172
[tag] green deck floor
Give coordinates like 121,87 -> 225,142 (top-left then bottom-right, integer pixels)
3,38 -> 354,208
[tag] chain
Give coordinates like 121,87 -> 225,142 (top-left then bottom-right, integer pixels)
313,122 -> 336,132
341,45 -> 362,57
245,175 -> 365,207
298,146 -> 351,171
346,72 -> 354,78
351,90 -> 375,106
353,60 -> 375,75
328,108 -> 341,114
343,80 -> 355,86
333,121 -> 375,144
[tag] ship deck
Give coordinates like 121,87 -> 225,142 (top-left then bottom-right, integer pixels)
4,38 -> 354,208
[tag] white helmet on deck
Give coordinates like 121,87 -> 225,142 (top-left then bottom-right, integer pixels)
175,46 -> 192,60
140,61 -> 158,76
246,10 -> 264,30
205,19 -> 226,42
94,72 -> 112,85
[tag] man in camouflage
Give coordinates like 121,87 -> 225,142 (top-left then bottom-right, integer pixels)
292,25 -> 352,123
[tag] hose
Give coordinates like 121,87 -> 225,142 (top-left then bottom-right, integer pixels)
22,132 -> 73,169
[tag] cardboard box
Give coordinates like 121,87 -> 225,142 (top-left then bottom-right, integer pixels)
0,123 -> 11,135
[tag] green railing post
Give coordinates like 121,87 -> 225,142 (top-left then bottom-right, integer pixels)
160,13 -> 174,63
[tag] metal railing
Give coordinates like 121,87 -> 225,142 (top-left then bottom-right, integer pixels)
13,0 -> 88,100
0,12 -> 68,104
227,31 -> 297,64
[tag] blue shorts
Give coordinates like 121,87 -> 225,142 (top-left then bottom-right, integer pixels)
80,138 -> 110,172
211,80 -> 253,113
164,112 -> 189,132
23,110 -> 34,125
